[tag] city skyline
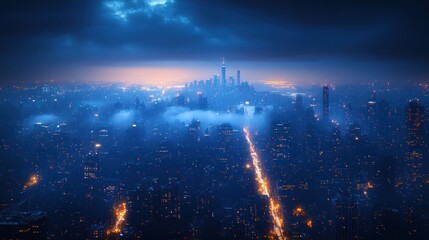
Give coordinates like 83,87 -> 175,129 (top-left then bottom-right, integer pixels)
0,1 -> 428,240
0,1 -> 428,85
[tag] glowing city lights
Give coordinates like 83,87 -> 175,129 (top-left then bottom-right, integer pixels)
243,127 -> 287,240
306,219 -> 313,228
107,202 -> 127,235
23,175 -> 38,190
293,207 -> 304,217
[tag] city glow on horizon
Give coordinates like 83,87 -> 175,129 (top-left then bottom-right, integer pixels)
243,127 -> 287,240
88,66 -> 205,87
76,64 -> 298,88
263,80 -> 295,89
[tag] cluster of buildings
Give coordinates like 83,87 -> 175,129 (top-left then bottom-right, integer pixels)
0,69 -> 428,239
185,59 -> 247,90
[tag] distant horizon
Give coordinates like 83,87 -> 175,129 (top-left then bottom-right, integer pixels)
1,1 -> 428,85
2,59 -> 428,87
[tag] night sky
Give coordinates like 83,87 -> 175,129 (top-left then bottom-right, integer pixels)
1,0 -> 428,85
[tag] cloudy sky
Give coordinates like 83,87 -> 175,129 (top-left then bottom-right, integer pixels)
1,0 -> 428,85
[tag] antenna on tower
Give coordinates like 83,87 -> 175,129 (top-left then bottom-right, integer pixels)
222,57 -> 225,65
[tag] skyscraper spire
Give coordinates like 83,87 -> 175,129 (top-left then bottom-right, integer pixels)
221,57 -> 226,86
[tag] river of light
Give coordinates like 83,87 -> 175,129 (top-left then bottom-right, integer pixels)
243,127 -> 287,240
107,202 -> 127,235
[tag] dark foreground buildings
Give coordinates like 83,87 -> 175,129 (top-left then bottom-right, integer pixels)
0,79 -> 428,239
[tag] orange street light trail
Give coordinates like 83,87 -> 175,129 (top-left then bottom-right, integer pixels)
243,127 -> 287,240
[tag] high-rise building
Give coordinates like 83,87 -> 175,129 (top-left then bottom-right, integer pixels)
406,100 -> 425,148
294,94 -> 303,112
221,58 -> 226,87
213,74 -> 220,87
373,208 -> 401,239
217,123 -> 234,178
270,121 -> 293,180
405,101 -> 425,183
323,86 -> 329,120
404,100 -> 425,200
229,76 -> 235,87
404,100 -> 426,238
237,70 -> 241,86
0,210 -> 48,240
83,153 -> 100,181
198,93 -> 208,110
335,196 -> 359,240
374,156 -> 396,206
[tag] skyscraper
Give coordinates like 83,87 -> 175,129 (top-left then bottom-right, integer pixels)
404,100 -> 426,237
374,155 -> 396,206
221,57 -> 226,87
0,211 -> 48,240
237,70 -> 241,86
83,153 -> 100,181
229,76 -> 235,86
270,121 -> 293,180
404,100 -> 425,200
294,94 -> 303,112
406,100 -> 425,149
213,74 -> 220,87
323,85 -> 329,120
335,196 -> 359,240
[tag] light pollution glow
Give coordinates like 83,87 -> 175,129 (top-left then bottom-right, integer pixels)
58,63 -> 301,87
107,202 -> 127,235
19,60 -> 426,86
243,127 -> 287,240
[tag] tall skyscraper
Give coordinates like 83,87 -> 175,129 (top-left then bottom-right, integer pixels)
83,153 -> 100,183
406,100 -> 425,149
221,57 -> 226,87
404,100 -> 425,200
335,196 -> 359,240
270,121 -> 293,180
294,94 -> 303,112
374,156 -> 396,206
404,100 -> 426,237
323,85 -> 329,120
213,74 -> 220,87
0,211 -> 48,240
237,70 -> 241,86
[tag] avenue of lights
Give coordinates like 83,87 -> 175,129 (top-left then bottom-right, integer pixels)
107,202 -> 127,235
243,127 -> 287,240
23,175 -> 39,190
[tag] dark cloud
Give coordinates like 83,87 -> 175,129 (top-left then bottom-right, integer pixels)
0,0 -> 428,83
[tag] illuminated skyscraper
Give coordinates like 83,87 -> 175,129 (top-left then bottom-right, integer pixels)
323,86 -> 329,120
406,100 -> 425,149
217,123 -> 234,178
270,121 -> 292,180
221,57 -> 226,87
404,100 -> 425,199
294,94 -> 303,112
404,100 -> 426,237
84,153 -> 100,181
